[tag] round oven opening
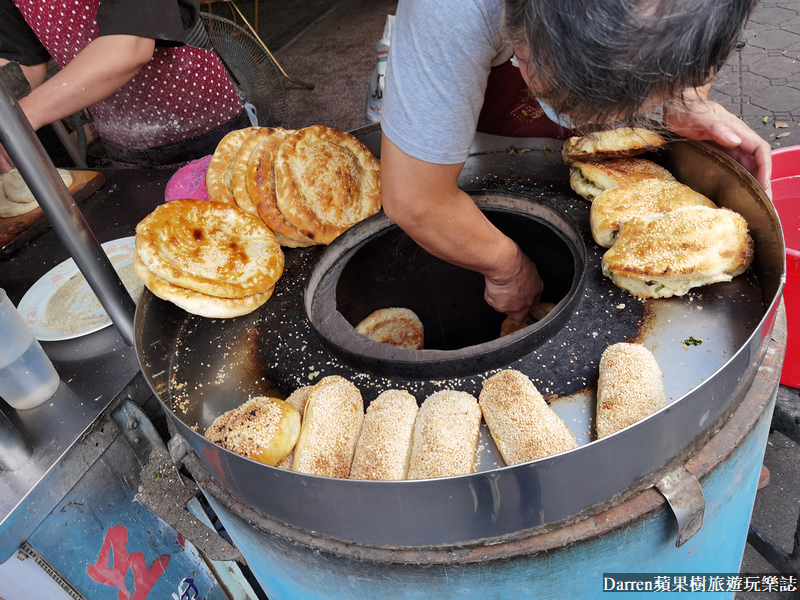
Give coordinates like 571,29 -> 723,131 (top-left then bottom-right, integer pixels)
305,192 -> 586,379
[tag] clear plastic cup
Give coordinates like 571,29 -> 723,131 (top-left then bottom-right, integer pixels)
0,288 -> 60,410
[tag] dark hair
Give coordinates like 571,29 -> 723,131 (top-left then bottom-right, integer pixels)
504,0 -> 756,126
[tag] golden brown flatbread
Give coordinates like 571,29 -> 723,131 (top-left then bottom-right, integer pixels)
205,396 -> 301,466
601,205 -> 754,298
479,369 -> 576,465
355,307 -> 424,350
275,125 -> 381,244
596,343 -> 666,439
133,253 -> 275,318
561,127 -> 667,163
292,375 -> 364,478
246,129 -> 317,248
590,178 -> 717,247
406,390 -> 482,480
230,127 -> 283,216
569,158 -> 675,201
350,389 -> 419,481
206,127 -> 261,204
135,199 -> 284,299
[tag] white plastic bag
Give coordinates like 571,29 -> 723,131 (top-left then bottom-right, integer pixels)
365,14 -> 395,125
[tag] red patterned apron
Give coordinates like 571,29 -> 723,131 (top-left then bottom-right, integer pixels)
477,59 -> 572,140
13,0 -> 244,152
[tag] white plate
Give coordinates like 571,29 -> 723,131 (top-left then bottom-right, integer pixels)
18,236 -> 141,341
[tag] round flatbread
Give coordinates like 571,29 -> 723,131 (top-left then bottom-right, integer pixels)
230,127 -> 283,216
206,127 -> 261,204
135,199 -> 284,299
133,253 -> 274,318
247,129 -> 316,247
355,307 -> 424,350
275,125 -> 381,244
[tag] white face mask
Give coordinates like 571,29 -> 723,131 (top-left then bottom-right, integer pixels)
536,97 -> 574,129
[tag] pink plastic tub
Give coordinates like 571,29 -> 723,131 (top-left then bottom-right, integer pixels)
770,146 -> 800,387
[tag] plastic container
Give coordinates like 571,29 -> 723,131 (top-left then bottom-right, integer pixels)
770,146 -> 800,387
0,289 -> 60,410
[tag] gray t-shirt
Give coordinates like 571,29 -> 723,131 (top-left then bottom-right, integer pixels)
381,0 -> 513,165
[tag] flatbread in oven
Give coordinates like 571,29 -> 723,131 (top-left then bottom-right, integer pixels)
568,158 -> 675,201
601,205 -> 754,298
133,253 -> 275,318
205,396 -> 302,466
246,128 -> 317,248
350,389 -> 419,481
355,307 -> 424,350
275,125 -> 381,245
230,127 -> 283,216
596,343 -> 666,439
479,369 -> 576,465
206,127 -> 260,204
292,375 -> 364,478
590,178 -> 717,247
406,390 -> 482,480
135,198 -> 284,299
561,127 -> 667,163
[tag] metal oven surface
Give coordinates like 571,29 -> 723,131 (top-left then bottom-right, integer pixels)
136,136 -> 784,547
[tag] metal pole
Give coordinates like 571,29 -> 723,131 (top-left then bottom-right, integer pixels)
0,81 -> 136,345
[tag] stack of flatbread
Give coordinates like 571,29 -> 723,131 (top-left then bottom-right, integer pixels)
134,198 -> 284,318
563,127 -> 754,298
0,168 -> 73,218
205,125 -> 382,246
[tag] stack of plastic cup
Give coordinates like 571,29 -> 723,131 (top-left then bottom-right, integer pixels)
0,288 -> 60,410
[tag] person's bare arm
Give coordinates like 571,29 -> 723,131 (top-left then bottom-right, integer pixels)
0,35 -> 155,172
380,132 -> 543,321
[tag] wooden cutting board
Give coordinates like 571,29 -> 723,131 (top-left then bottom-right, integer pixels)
0,170 -> 105,256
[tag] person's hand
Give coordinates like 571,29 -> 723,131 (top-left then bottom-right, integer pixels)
664,92 -> 772,197
0,145 -> 12,173
484,248 -> 544,321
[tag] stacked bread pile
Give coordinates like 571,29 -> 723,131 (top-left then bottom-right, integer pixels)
205,125 -> 382,246
205,367 -> 582,479
563,127 -> 754,298
134,198 -> 284,318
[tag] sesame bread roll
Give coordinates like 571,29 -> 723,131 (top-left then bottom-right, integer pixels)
350,390 -> 419,481
292,376 -> 364,478
276,386 -> 313,470
407,390 -> 482,480
479,370 -> 576,465
205,396 -> 301,466
596,343 -> 667,438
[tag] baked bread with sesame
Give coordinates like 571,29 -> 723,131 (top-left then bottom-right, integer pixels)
407,390 -> 482,480
206,127 -> 261,204
246,129 -> 318,248
350,390 -> 419,480
596,343 -> 667,438
205,396 -> 301,466
601,205 -> 754,298
275,125 -> 382,244
568,157 -> 675,201
292,376 -> 364,478
276,385 -> 313,470
590,178 -> 717,247
561,127 -> 667,163
230,127 -> 283,216
479,369 -> 576,465
355,308 -> 424,350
